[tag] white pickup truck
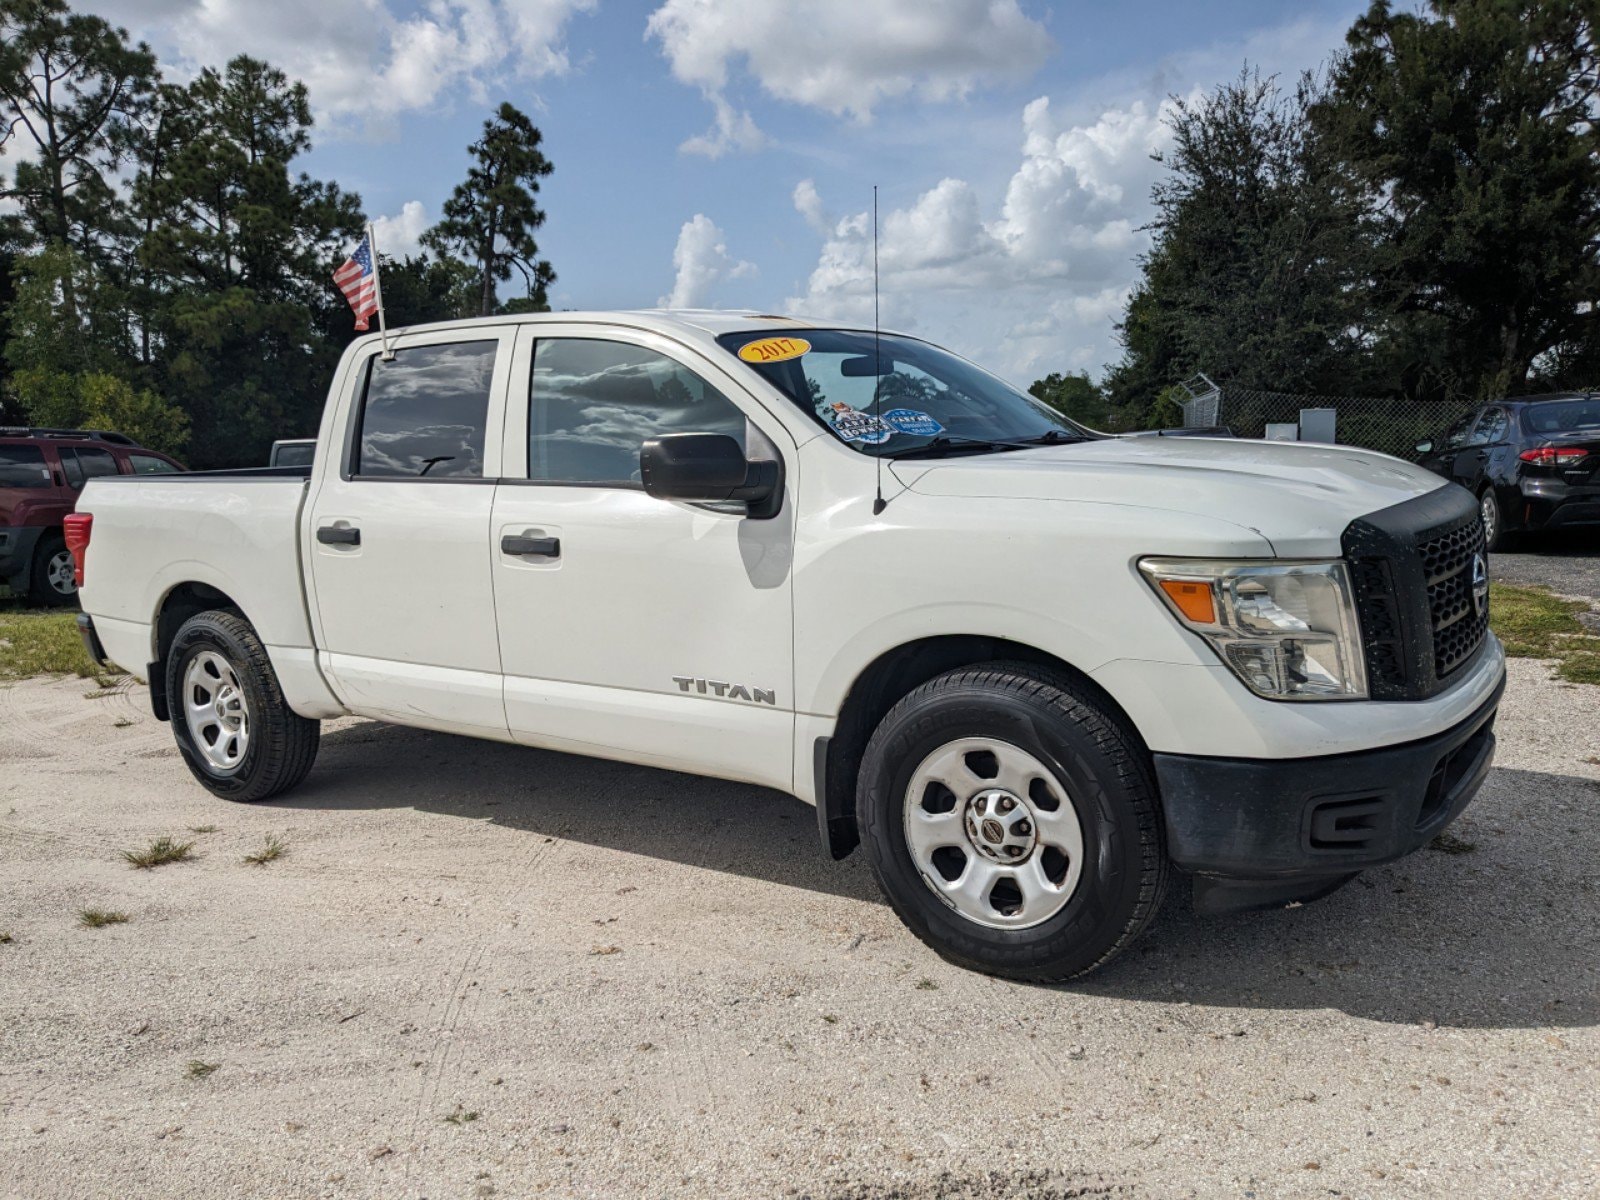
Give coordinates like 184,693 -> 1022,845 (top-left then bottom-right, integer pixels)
72,311 -> 1506,980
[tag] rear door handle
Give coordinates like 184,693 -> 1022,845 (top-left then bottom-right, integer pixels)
317,526 -> 361,546
501,534 -> 560,557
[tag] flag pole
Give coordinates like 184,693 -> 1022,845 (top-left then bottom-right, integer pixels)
366,221 -> 394,361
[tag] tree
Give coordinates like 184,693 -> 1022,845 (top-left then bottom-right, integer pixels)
1312,0 -> 1600,400
424,102 -> 555,316
1104,69 -> 1378,413
0,0 -> 154,255
1028,371 -> 1110,427
135,56 -> 363,465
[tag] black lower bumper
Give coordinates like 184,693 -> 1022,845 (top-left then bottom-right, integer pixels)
75,612 -> 108,667
1152,670 -> 1506,914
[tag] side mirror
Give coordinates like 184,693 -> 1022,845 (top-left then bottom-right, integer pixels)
1414,440 -> 1433,455
640,433 -> 781,518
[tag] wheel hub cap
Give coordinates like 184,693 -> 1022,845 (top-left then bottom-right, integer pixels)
902,736 -> 1085,930
183,651 -> 251,772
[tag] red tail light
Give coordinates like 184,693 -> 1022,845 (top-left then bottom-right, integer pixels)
63,512 -> 93,587
1519,446 -> 1589,466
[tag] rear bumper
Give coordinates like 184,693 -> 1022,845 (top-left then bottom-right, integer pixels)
1519,478 -> 1600,530
76,612 -> 108,666
1152,667 -> 1505,913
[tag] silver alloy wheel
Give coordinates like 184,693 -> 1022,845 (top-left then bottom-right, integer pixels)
183,650 -> 251,772
1480,491 -> 1498,545
902,736 -> 1085,930
45,548 -> 75,595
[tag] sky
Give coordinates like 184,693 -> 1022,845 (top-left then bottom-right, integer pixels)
85,0 -> 1373,387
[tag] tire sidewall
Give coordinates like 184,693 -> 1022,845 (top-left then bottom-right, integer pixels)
166,616 -> 276,798
30,534 -> 78,607
861,676 -> 1152,976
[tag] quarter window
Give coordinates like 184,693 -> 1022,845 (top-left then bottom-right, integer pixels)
128,453 -> 180,474
0,445 -> 50,488
528,339 -> 747,485
353,341 -> 497,478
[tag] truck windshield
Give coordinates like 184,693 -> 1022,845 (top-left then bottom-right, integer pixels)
716,329 -> 1094,456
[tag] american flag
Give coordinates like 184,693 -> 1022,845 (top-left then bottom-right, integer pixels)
333,234 -> 379,331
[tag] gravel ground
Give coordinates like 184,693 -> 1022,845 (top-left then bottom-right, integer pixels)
1491,529 -> 1600,600
2,660 -> 1597,1199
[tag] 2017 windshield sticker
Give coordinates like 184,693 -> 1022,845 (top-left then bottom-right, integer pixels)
828,402 -> 894,445
881,408 -> 944,437
738,336 -> 811,364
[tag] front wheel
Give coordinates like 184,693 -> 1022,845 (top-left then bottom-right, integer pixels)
857,664 -> 1167,981
166,609 -> 320,802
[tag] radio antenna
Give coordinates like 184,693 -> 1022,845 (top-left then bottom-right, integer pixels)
871,184 -> 887,516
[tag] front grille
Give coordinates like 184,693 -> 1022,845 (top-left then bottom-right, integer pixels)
1419,515 -> 1489,678
1342,486 -> 1488,700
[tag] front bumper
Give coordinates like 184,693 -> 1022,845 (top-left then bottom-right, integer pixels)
1152,667 -> 1506,913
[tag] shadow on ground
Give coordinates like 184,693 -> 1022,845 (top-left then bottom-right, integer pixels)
278,722 -> 1599,1031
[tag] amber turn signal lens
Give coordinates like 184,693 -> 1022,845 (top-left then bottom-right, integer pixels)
1157,578 -> 1215,625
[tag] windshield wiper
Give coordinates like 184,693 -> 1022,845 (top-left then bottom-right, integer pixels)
888,430 -> 1090,459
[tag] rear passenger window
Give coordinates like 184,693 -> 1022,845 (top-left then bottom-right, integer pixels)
529,339 -> 746,485
353,341 -> 497,479
59,447 -> 118,488
128,453 -> 180,474
0,445 -> 50,487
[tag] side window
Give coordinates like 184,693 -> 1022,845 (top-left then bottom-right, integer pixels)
1472,407 -> 1508,444
529,339 -> 747,485
353,341 -> 497,478
128,453 -> 180,474
1441,412 -> 1477,451
59,446 -> 118,488
0,445 -> 51,488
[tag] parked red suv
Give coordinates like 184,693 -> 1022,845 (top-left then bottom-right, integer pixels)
0,427 -> 185,606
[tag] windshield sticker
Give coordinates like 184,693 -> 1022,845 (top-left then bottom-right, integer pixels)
738,336 -> 811,365
828,402 -> 894,445
881,408 -> 944,437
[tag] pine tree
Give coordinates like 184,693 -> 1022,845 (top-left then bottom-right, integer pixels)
424,102 -> 556,316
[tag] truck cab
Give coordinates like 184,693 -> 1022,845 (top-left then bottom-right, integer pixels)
72,312 -> 1506,980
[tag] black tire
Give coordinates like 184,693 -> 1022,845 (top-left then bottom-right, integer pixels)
857,663 -> 1167,981
28,532 -> 78,608
166,609 -> 319,802
1480,487 -> 1518,553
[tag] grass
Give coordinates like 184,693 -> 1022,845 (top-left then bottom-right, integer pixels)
0,931 -> 14,944
1489,583 -> 1600,685
242,835 -> 287,866
122,836 -> 196,870
186,1060 -> 219,1079
0,609 -> 103,679
78,908 -> 131,928
188,825 -> 219,834
443,1107 -> 479,1125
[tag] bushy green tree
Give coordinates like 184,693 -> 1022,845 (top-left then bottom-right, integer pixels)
424,102 -> 555,316
1028,371 -> 1110,427
1104,69 -> 1378,411
135,56 -> 363,465
1312,0 -> 1600,401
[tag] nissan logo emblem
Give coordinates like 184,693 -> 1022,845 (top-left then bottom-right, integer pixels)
1471,553 -> 1489,617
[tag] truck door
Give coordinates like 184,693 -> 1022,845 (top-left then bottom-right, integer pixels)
488,325 -> 796,791
304,329 -> 515,738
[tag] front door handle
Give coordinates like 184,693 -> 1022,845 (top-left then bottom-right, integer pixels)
317,525 -> 361,546
502,534 -> 560,557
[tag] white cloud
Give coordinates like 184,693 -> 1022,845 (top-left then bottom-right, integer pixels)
659,214 -> 755,308
371,200 -> 430,260
783,95 -> 1178,378
646,0 -> 1052,155
679,94 -> 767,159
91,0 -> 596,124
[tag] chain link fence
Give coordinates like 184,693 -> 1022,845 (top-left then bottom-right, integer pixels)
1201,387 -> 1479,460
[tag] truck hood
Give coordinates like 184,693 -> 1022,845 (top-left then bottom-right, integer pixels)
892,436 -> 1448,555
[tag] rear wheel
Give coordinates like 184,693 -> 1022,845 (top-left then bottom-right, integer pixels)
857,663 -> 1167,981
27,533 -> 77,607
166,610 -> 319,802
1480,488 -> 1517,552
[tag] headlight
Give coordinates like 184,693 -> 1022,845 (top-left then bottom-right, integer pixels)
1138,558 -> 1367,701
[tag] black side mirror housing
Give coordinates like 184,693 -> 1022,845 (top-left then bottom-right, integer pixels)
640,433 -> 781,519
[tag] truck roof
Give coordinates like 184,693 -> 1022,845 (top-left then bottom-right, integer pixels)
350,308 -> 888,348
